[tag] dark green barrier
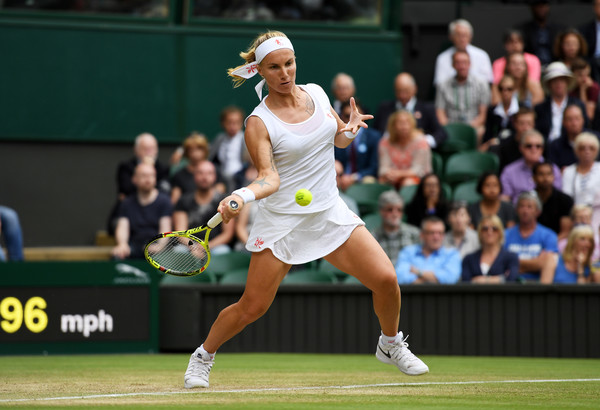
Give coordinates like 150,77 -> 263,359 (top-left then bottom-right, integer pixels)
0,261 -> 161,355
0,20 -> 400,143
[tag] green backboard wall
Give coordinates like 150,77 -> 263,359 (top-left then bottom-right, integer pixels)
0,21 -> 401,143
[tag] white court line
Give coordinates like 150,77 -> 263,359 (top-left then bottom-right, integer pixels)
1,378 -> 599,403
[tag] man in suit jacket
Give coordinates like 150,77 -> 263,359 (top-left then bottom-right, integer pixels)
534,62 -> 589,142
374,72 -> 447,149
578,0 -> 600,81
335,101 -> 381,191
517,0 -> 564,67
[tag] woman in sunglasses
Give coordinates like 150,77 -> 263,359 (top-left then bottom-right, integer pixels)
461,215 -> 519,283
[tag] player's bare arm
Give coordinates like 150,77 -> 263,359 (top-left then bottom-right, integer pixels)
220,115 -> 280,222
333,97 -> 373,148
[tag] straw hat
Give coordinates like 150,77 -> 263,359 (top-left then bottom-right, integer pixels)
542,61 -> 576,89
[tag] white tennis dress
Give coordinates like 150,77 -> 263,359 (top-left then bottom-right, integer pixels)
245,83 -> 364,264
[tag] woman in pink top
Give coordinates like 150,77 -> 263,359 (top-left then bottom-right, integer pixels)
492,52 -> 544,107
378,110 -> 431,188
492,29 -> 541,84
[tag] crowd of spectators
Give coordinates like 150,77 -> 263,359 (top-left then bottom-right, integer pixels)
334,0 -> 600,285
6,1 -> 600,286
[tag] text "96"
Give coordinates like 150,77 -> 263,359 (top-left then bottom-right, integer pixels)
0,297 -> 48,334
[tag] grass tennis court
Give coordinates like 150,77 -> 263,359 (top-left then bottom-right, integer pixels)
0,354 -> 599,408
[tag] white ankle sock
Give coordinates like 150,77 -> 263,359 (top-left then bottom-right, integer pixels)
381,332 -> 399,344
199,344 -> 215,360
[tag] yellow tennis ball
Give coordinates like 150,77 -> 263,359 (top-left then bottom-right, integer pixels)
295,189 -> 313,206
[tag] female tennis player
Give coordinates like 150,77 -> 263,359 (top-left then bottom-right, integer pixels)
184,30 -> 429,389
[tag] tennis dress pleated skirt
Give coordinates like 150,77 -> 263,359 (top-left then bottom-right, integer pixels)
245,196 -> 365,265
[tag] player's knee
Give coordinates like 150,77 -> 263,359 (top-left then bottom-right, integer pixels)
376,269 -> 400,294
238,300 -> 270,324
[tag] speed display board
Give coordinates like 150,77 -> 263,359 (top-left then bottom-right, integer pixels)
0,261 -> 160,355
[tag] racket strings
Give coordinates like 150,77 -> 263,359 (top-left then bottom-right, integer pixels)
146,236 -> 208,274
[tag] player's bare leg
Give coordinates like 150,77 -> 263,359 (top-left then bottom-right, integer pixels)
185,249 -> 290,388
325,226 -> 429,375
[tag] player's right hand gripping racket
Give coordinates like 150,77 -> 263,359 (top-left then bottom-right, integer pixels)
144,200 -> 239,277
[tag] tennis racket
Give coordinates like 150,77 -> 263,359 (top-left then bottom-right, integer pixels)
144,200 -> 239,277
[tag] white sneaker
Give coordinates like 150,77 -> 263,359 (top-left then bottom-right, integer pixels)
184,347 -> 214,388
376,332 -> 429,376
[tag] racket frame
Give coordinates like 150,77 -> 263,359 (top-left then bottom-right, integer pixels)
144,200 -> 238,277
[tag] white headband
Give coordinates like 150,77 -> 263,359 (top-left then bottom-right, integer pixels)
230,36 -> 295,100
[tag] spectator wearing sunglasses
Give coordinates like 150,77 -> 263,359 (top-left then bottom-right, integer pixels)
500,130 -> 561,204
371,190 -> 420,265
461,215 -> 519,283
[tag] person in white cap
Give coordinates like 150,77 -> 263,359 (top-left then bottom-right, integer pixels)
534,61 -> 589,142
183,30 -> 429,389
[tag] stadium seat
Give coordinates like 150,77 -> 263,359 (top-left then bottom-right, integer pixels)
399,184 -> 417,203
439,123 -> 477,157
444,152 -> 499,186
400,182 -> 451,204
160,271 -> 218,285
361,213 -> 382,232
317,259 -> 347,282
219,268 -> 249,285
343,274 -> 363,284
452,180 -> 481,203
345,183 -> 394,216
280,269 -> 337,284
206,251 -> 251,278
431,151 -> 444,179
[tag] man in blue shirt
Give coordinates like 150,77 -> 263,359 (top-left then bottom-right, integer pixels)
504,191 -> 558,283
395,216 -> 462,284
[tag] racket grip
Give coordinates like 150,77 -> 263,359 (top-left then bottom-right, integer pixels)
207,200 -> 239,228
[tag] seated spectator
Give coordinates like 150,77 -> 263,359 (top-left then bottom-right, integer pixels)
553,28 -> 588,72
533,161 -> 574,239
461,215 -> 520,283
371,190 -> 420,265
378,110 -> 431,189
173,160 -> 234,255
112,161 -> 173,260
489,107 -> 536,172
500,130 -> 561,204
170,132 -> 214,204
117,132 -> 170,200
330,72 -> 356,115
492,52 -> 544,108
467,172 -> 517,229
569,58 -> 600,122
517,0 -> 564,67
558,204 -> 600,261
504,191 -> 558,283
548,105 -> 600,169
334,100 -> 380,190
492,29 -> 541,84
405,173 -> 449,228
395,216 -> 461,284
535,62 -> 588,142
335,160 -> 360,215
209,106 -> 249,192
483,75 -> 520,148
554,225 -> 599,283
443,201 -> 480,258
374,72 -> 447,149
108,132 -> 170,234
561,132 -> 600,232
435,50 -> 490,141
0,205 -> 24,262
433,19 -> 493,86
